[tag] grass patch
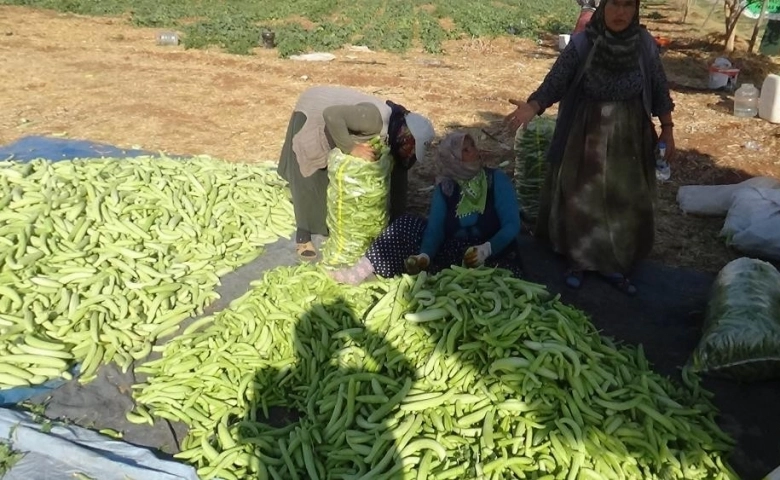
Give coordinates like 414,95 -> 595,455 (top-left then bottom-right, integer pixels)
0,442 -> 23,476
0,0 -> 579,56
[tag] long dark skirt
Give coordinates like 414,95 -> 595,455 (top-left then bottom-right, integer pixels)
366,214 -> 523,278
536,97 -> 656,275
277,111 -> 409,242
277,111 -> 329,241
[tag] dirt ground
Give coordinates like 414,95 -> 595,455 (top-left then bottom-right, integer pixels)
1,4 -> 779,274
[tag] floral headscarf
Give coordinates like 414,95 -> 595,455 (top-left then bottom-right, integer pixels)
434,132 -> 488,218
434,132 -> 482,184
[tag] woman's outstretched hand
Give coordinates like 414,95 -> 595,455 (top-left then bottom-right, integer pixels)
504,99 -> 538,134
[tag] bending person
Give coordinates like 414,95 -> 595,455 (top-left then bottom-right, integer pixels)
277,85 -> 435,260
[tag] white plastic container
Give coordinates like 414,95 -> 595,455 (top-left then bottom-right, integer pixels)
758,73 -> 780,124
558,34 -> 571,51
156,31 -> 179,46
734,83 -> 760,117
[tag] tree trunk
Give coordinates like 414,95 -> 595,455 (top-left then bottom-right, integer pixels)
723,0 -> 751,51
682,0 -> 695,23
725,25 -> 737,51
724,0 -> 738,51
702,0 -> 719,27
748,0 -> 769,52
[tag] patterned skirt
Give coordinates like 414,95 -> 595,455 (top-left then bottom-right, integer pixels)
536,97 -> 656,275
366,214 -> 524,279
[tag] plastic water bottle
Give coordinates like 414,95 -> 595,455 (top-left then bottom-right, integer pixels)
734,83 -> 759,117
156,31 -> 179,46
655,141 -> 670,182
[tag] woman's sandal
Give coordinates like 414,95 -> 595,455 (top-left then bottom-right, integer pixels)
601,273 -> 637,296
296,241 -> 317,261
564,269 -> 583,290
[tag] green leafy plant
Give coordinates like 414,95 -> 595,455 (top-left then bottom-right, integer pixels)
0,442 -> 23,476
182,13 -> 262,55
418,12 -> 447,54
0,0 -> 579,56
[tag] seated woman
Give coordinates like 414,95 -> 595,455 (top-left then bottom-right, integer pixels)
329,131 -> 523,285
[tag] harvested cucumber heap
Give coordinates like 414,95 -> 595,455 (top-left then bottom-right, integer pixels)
134,264 -> 737,480
0,156 -> 294,387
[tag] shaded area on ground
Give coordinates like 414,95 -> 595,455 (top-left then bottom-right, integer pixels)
519,234 -> 780,480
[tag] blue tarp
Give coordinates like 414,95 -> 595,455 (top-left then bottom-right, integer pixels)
0,135 -> 163,162
0,366 -> 80,407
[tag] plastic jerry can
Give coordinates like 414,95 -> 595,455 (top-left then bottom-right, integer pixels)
758,73 -> 780,124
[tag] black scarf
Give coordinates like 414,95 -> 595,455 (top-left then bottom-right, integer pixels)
584,0 -> 641,75
386,100 -> 415,170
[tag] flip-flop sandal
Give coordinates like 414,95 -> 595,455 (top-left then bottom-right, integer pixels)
564,269 -> 583,290
296,241 -> 317,261
601,273 -> 637,296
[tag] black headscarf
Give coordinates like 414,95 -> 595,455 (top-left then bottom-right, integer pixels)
584,0 -> 641,74
385,100 -> 416,169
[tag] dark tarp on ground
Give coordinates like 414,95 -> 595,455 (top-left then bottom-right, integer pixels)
519,235 -> 780,480
2,136 -> 779,479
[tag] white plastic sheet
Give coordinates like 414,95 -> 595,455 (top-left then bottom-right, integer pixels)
0,408 -> 198,480
765,463 -> 780,480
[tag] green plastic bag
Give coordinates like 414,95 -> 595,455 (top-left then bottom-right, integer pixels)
513,115 -> 556,224
690,257 -> 780,381
322,141 -> 392,267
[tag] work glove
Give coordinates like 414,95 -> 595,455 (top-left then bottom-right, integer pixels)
463,242 -> 492,268
404,254 -> 430,275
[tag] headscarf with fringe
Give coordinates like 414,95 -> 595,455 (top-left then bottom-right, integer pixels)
434,132 -> 488,218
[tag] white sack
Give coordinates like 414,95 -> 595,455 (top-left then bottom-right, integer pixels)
677,176 -> 780,216
721,187 -> 780,261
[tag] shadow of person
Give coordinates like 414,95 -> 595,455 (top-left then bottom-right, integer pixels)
232,294 -> 416,479
221,269 -> 635,479
194,261 -> 740,480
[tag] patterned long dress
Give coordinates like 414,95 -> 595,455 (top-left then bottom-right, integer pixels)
530,39 -> 674,275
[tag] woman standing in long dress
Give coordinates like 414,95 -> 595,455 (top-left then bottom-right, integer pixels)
505,0 -> 676,295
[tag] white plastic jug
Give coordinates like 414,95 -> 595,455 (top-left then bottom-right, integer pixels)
558,34 -> 571,51
734,83 -> 760,117
758,73 -> 780,124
